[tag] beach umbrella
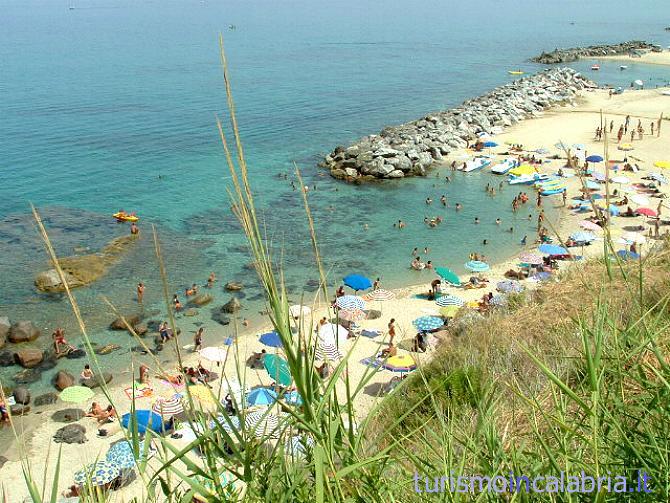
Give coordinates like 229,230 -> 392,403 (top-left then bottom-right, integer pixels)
318,323 -> 349,345
584,180 -> 601,190
284,390 -> 303,406
654,161 -> 670,169
518,251 -> 544,265
314,343 -> 343,362
509,164 -> 536,176
618,143 -> 634,151
188,385 -> 216,403
636,207 -> 657,217
630,195 -> 650,206
439,305 -> 461,318
634,79 -> 644,86
535,147 -> 550,155
496,280 -> 523,294
335,295 -> 366,310
538,244 -> 568,256
649,173 -> 668,184
263,354 -> 292,386
435,295 -> 464,307
585,155 -> 604,163
121,410 -> 167,435
152,396 -> 184,417
435,267 -> 461,286
365,289 -> 396,301
611,176 -> 630,184
244,410 -> 281,438
106,440 -> 147,469
383,354 -> 417,373
337,308 -> 366,322
579,220 -> 602,232
289,305 -> 311,318
616,250 -> 640,260
412,316 -> 444,332
342,274 -> 372,291
570,231 -> 596,242
572,143 -> 585,150
621,186 -> 637,194
483,141 -> 498,147
594,202 -> 620,215
247,387 -> 278,407
490,294 -> 507,307
464,260 -> 490,272
259,331 -> 283,348
59,386 -> 94,404
199,346 -> 228,363
74,461 -> 120,487
285,435 -> 314,458
592,172 -> 607,181
210,414 -> 241,434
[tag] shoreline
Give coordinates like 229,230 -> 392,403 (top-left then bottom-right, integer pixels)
588,51 -> 670,67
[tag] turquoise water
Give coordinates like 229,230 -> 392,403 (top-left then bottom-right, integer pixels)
2,0 -> 670,392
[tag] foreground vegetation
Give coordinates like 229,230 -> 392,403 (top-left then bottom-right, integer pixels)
10,39 -> 670,502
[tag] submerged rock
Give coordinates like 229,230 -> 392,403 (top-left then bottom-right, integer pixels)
0,317 -> 10,348
13,386 -> 31,405
224,281 -> 244,291
13,368 -> 42,385
0,351 -> 15,367
34,392 -> 59,407
94,343 -> 121,355
189,293 -> 213,307
110,313 -> 142,330
221,297 -> 242,314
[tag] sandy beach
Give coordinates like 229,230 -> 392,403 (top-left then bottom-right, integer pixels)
2,84 -> 669,501
591,50 -> 670,67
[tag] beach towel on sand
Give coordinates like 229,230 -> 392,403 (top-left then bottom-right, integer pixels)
124,385 -> 154,400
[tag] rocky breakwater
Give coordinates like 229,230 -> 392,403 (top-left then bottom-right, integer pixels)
532,40 -> 655,64
322,68 -> 595,181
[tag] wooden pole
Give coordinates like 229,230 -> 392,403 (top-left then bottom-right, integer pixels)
658,112 -> 663,138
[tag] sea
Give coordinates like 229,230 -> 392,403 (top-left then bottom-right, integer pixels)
1,0 -> 670,394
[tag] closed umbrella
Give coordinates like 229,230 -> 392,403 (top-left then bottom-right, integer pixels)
412,316 -> 444,332
435,295 -> 464,307
259,331 -> 283,348
152,396 -> 184,417
579,220 -> 602,232
263,354 -> 292,386
586,155 -> 604,162
335,295 -> 366,310
464,260 -> 490,272
630,195 -> 650,206
337,309 -> 366,322
496,280 -> 523,294
59,386 -> 94,404
342,274 -> 372,291
538,244 -> 568,255
382,355 -> 417,373
435,267 -> 461,286
198,346 -> 228,363
518,252 -> 544,265
74,461 -> 120,487
121,410 -> 167,435
247,387 -> 278,407
636,207 -> 657,217
570,231 -> 596,242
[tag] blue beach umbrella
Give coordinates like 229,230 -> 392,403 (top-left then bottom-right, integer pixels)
106,441 -> 147,470
584,180 -> 601,190
343,274 -> 372,291
496,280 -> 523,294
121,410 -> 167,435
586,155 -> 604,163
538,244 -> 568,256
284,390 -> 303,406
592,173 -> 607,181
247,387 -> 278,407
336,295 -> 366,310
483,141 -> 498,147
605,204 -> 620,216
412,316 -> 444,332
464,260 -> 490,272
74,461 -> 121,487
570,231 -> 596,242
435,295 -> 464,307
259,331 -> 282,348
616,250 -> 640,260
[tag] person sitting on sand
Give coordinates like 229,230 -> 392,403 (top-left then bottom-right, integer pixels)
379,343 -> 397,359
249,349 -> 267,369
86,402 -> 103,418
412,332 -> 428,353
196,362 -> 211,380
97,405 -> 117,424
80,364 -> 94,380
62,485 -> 80,498
335,285 -> 345,298
161,370 -> 184,385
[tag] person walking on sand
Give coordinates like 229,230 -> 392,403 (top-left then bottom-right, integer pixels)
609,120 -> 614,133
387,318 -> 397,346
617,126 -> 624,143
651,122 -> 655,135
562,190 -> 567,206
194,327 -> 204,351
137,282 -> 145,303
373,277 -> 381,290
657,200 -> 663,218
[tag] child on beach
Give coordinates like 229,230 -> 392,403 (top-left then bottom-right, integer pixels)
194,327 -> 204,351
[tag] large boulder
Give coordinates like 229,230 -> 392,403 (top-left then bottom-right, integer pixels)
189,293 -> 213,307
224,282 -> 244,291
0,317 -> 10,348
80,372 -> 112,389
12,386 -> 31,405
0,351 -> 14,367
8,321 -> 41,343
221,297 -> 242,314
34,392 -> 59,407
14,349 -> 43,368
10,404 -> 30,416
53,423 -> 87,444
34,269 -> 85,292
110,313 -> 141,330
65,348 -> 86,359
13,368 -> 41,385
54,370 -> 75,391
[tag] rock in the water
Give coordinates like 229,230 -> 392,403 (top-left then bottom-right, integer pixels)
52,408 -> 86,423
54,370 -> 75,391
53,423 -> 87,443
37,355 -> 58,370
110,313 -> 141,330
0,317 -> 9,348
213,312 -> 231,326
221,297 -> 242,313
184,308 -> 198,317
80,372 -> 112,389
189,293 -> 213,306
13,368 -> 41,385
531,40 -> 654,64
34,392 -> 59,407
13,386 -> 31,405
9,321 -> 41,343
65,348 -> 86,359
134,323 -> 148,336
11,404 -> 30,416
94,343 -> 121,355
0,351 -> 14,367
14,348 -> 44,368
224,281 -> 244,291
34,269 -> 85,292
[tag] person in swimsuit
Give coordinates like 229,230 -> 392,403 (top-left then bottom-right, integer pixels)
137,282 -> 145,303
173,294 -> 182,311
80,364 -> 94,380
53,328 -> 75,355
194,327 -> 204,351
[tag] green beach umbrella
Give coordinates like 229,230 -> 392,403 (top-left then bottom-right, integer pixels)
263,354 -> 292,386
440,305 -> 461,318
59,386 -> 95,404
435,267 -> 461,286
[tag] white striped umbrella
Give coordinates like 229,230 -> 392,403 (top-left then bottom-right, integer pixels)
518,252 -> 544,265
365,289 -> 395,301
435,295 -> 464,307
244,411 -> 281,438
152,396 -> 184,417
335,295 -> 366,310
314,343 -> 342,362
337,309 -> 366,322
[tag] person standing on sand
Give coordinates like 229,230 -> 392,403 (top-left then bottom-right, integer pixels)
630,130 -> 635,142
387,318 -> 396,346
562,190 -> 567,206
194,327 -> 204,351
137,282 -> 145,303
610,120 -> 614,133
657,201 -> 663,218
373,277 -> 381,290
617,126 -> 624,143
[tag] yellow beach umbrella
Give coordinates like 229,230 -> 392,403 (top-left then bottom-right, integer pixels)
618,143 -> 634,151
509,164 -> 537,176
187,384 -> 216,403
654,161 -> 670,169
382,354 -> 417,372
439,305 -> 461,318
